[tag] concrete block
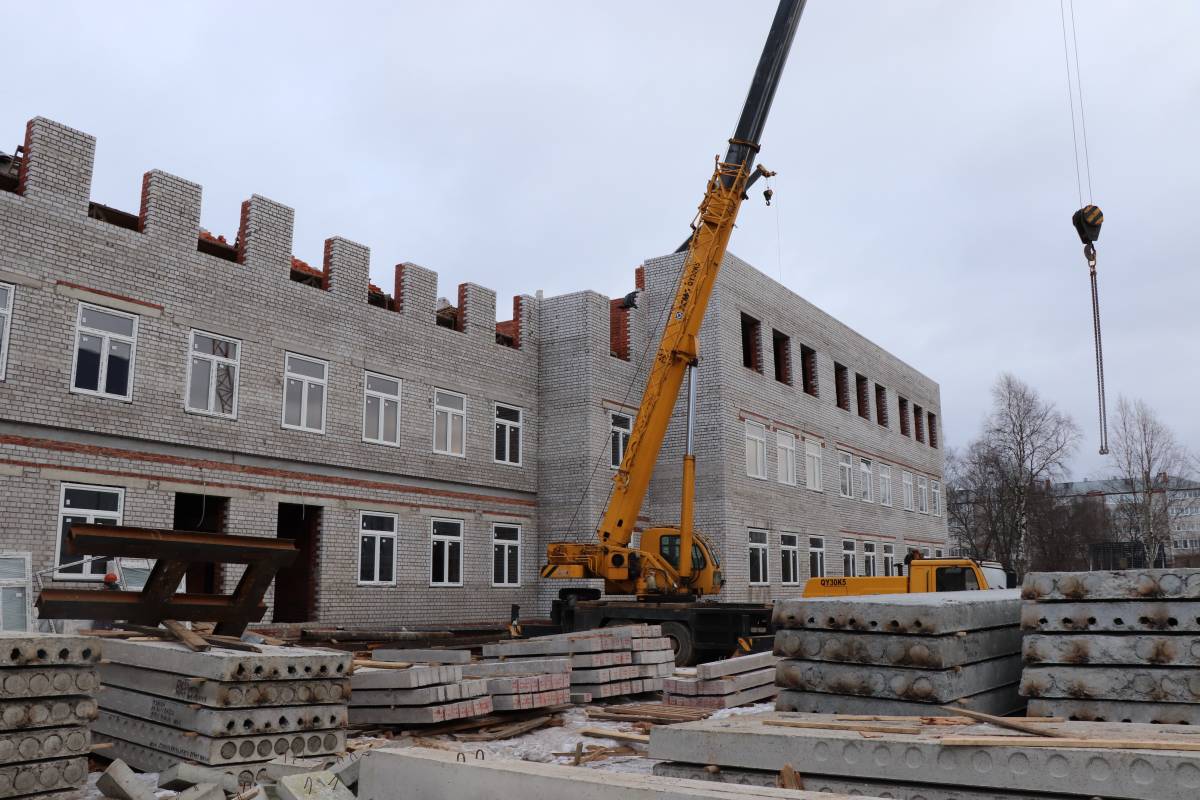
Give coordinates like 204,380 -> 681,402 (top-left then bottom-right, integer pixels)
101,639 -> 351,681
371,648 -> 471,664
92,734 -> 269,787
774,626 -> 1023,668
349,665 -> 460,690
570,665 -> 638,684
0,667 -> 98,698
569,651 -> 631,668
158,761 -> 241,793
357,745 -> 876,800
1023,569 -> 1200,601
347,696 -> 493,726
570,693 -> 592,704
0,757 -> 88,797
329,753 -> 362,789
349,678 -> 489,707
0,698 -> 97,731
774,684 -> 1025,717
567,681 -> 633,699
265,756 -> 331,780
1020,600 -> 1200,632
175,783 -> 225,800
277,770 -> 355,800
0,725 -> 89,762
459,658 -> 571,678
776,654 -> 1022,703
99,686 -> 346,736
632,649 -> 675,665
490,688 -> 571,711
774,590 -> 1021,634
666,667 -> 775,697
100,664 -> 349,707
0,633 -> 100,669
694,651 -> 777,681
648,712 -> 1200,800
1020,665 -> 1200,702
1027,698 -> 1200,725
1024,632 -> 1200,666
632,637 -> 672,651
482,634 -> 630,657
666,682 -> 777,709
96,758 -> 156,800
93,710 -> 344,765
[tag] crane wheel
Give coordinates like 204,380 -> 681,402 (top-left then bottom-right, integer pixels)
661,621 -> 696,666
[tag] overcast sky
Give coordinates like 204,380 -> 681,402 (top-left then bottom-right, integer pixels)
8,1 -> 1197,478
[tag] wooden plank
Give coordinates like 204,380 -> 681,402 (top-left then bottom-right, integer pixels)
162,619 -> 211,652
776,764 -> 803,790
939,706 -> 1068,738
765,719 -> 922,735
940,736 -> 1200,751
354,659 -> 413,670
454,715 -> 552,742
580,727 -> 650,744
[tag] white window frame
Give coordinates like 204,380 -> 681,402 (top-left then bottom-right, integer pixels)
808,537 -> 826,578
357,511 -> 398,586
903,471 -> 914,511
917,475 -> 929,514
492,523 -> 521,587
776,430 -> 796,486
56,483 -> 124,580
430,517 -> 464,587
883,543 -> 895,576
859,458 -> 873,503
610,412 -> 632,469
838,451 -> 854,498
781,533 -> 800,586
433,388 -> 467,457
748,528 -> 769,586
745,421 -> 768,480
805,439 -> 823,492
494,403 -> 523,466
70,303 -> 138,401
863,541 -> 877,576
879,464 -> 893,507
185,329 -> 241,419
931,480 -> 942,517
842,539 -> 857,577
281,352 -> 328,434
0,282 -> 13,381
362,371 -> 402,447
0,552 -> 32,632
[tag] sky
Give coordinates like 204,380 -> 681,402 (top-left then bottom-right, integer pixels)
7,1 -> 1198,479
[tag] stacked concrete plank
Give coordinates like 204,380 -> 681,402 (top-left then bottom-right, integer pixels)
0,632 -> 99,800
349,664 -> 494,726
663,651 -> 778,709
93,639 -> 349,786
460,657 -> 572,711
481,625 -> 673,700
1021,568 -> 1200,724
649,712 -> 1200,800
772,590 -> 1024,716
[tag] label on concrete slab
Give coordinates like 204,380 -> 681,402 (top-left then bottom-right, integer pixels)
1027,697 -> 1200,725
0,633 -> 101,669
774,590 -> 1021,634
350,664 -> 461,690
776,654 -> 1022,703
1021,665 -> 1200,703
665,667 -> 775,697
1020,600 -> 1200,632
632,649 -> 676,665
0,756 -> 88,797
570,680 -> 633,698
0,697 -> 96,732
459,658 -> 571,678
99,685 -> 346,737
371,648 -> 472,664
491,688 -> 571,711
774,626 -> 1023,669
1023,569 -> 1200,601
1023,632 -> 1200,667
774,684 -> 1025,718
93,733 -> 270,787
100,663 -> 350,708
102,639 -> 351,682
0,666 -> 98,699
0,725 -> 89,763
693,651 -> 777,681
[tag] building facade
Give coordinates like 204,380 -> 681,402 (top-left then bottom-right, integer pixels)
0,118 -> 946,628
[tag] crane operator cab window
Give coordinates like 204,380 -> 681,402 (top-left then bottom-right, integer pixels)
659,535 -> 707,572
935,566 -> 980,592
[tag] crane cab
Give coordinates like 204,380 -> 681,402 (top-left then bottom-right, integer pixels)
641,528 -> 724,598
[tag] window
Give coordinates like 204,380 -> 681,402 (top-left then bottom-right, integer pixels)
362,372 -> 401,446
772,330 -> 791,385
808,537 -> 825,578
776,431 -> 796,485
430,518 -> 463,586
745,421 -> 768,480
879,465 -> 893,507
805,440 -> 823,491
0,553 -> 31,632
358,512 -> 397,585
659,536 -> 707,572
433,389 -> 466,456
855,373 -> 870,419
883,543 -> 895,576
610,412 -> 632,468
492,524 -> 520,586
834,363 -> 849,410
740,314 -> 762,372
863,541 -> 877,576
899,397 -> 911,436
928,412 -> 939,448
186,331 -> 240,418
914,404 -> 926,443
931,481 -> 942,517
859,458 -> 873,503
838,451 -> 853,498
494,404 -> 522,465
748,529 -> 769,585
903,471 -> 914,511
875,384 -> 889,427
800,345 -> 818,396
282,353 -> 327,433
842,540 -> 857,577
917,475 -> 929,514
935,548 -> 944,558
936,566 -> 980,592
781,533 -> 799,585
71,304 -> 137,400
0,283 -> 12,380
56,483 -> 123,579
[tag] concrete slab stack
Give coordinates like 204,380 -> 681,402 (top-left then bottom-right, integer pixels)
1021,568 -> 1200,724
772,590 -> 1024,716
348,664 -> 494,726
664,651 -> 778,709
0,632 -> 99,800
460,657 -> 572,711
93,639 -> 350,786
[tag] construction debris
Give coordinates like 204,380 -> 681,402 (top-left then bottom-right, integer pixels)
664,651 -> 778,709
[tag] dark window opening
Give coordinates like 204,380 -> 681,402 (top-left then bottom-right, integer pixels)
899,397 -> 911,436
855,373 -> 870,419
914,403 -> 926,443
273,503 -> 322,623
772,330 -> 791,385
800,345 -> 818,397
740,313 -> 762,372
928,412 -> 939,448
174,493 -> 229,594
435,302 -> 460,330
875,384 -> 889,427
834,363 -> 850,411
88,202 -> 140,232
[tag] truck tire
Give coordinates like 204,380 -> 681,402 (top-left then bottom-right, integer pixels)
661,621 -> 696,666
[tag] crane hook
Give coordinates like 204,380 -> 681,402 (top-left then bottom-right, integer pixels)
1072,205 -> 1108,455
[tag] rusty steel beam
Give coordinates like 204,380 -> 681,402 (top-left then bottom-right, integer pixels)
63,524 -> 298,563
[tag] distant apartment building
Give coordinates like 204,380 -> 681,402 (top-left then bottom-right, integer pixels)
1056,477 -> 1200,568
0,117 -> 946,629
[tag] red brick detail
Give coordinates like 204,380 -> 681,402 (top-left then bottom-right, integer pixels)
16,120 -> 33,196
456,283 -> 468,332
235,199 -> 251,264
55,280 -> 164,311
393,264 -> 407,312
137,172 -> 151,233
320,239 -> 334,291
635,266 -> 645,291
610,298 -> 630,361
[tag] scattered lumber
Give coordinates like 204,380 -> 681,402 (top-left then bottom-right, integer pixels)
939,706 -> 1069,738
454,714 -> 554,742
764,719 -> 923,735
581,727 -> 650,744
